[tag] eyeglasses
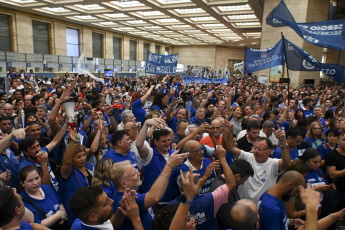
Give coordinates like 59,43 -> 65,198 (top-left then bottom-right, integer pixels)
312,127 -> 321,130
192,148 -> 204,154
252,146 -> 270,151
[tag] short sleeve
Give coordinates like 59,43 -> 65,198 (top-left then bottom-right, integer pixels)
142,147 -> 154,166
238,150 -> 254,161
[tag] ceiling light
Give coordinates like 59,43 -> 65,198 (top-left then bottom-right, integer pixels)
136,11 -> 164,16
103,13 -> 128,18
218,4 -> 251,12
40,7 -> 70,12
228,14 -> 256,20
235,22 -> 261,26
171,24 -> 191,28
126,20 -> 146,24
156,18 -> 180,23
74,4 -> 105,10
175,8 -> 205,14
155,0 -> 191,4
190,16 -> 215,21
201,23 -> 225,27
110,1 -> 145,7
73,15 -> 98,20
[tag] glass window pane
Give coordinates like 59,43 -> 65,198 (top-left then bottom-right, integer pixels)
130,40 -> 137,61
155,45 -> 160,54
113,37 -> 121,59
66,28 -> 79,56
143,43 -> 149,61
0,14 -> 11,51
165,47 -> 169,55
32,21 -> 50,54
92,32 -> 103,58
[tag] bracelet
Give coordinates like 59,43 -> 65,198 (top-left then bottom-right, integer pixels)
166,163 -> 173,169
329,213 -> 337,222
160,173 -> 170,179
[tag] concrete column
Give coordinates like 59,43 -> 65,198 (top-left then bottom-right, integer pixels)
138,40 -> 144,61
104,32 -> 113,59
53,21 -> 66,55
123,37 -> 130,60
15,14 -> 33,53
81,28 -> 92,57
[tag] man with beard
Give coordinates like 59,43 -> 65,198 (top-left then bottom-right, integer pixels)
258,171 -> 305,230
200,118 -> 223,148
70,185 -> 141,230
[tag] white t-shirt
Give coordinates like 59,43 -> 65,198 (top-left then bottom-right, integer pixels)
237,150 -> 280,205
131,140 -> 150,171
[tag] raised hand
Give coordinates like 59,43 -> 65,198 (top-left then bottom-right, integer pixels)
36,151 -> 48,164
167,150 -> 189,168
180,168 -> 202,200
145,118 -> 165,128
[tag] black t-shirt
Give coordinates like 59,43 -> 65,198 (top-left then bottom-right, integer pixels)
325,149 -> 345,192
237,135 -> 253,152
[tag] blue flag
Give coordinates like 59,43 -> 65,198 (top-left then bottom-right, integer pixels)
267,0 -> 345,50
283,38 -> 345,82
145,52 -> 178,75
245,39 -> 284,74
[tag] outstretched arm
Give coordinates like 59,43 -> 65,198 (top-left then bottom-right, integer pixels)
0,128 -> 26,153
45,122 -> 68,153
144,151 -> 189,209
222,121 -> 241,158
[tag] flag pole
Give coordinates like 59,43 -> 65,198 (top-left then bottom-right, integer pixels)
281,32 -> 290,106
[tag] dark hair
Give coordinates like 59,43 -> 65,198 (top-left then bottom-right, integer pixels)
153,128 -> 171,141
326,128 -> 340,138
255,137 -> 273,149
18,136 -> 39,152
303,98 -> 313,106
111,130 -> 129,146
19,165 -> 40,183
286,127 -> 303,139
150,92 -> 168,110
324,109 -> 334,120
86,131 -> 98,148
31,94 -> 43,106
230,159 -> 254,178
151,203 -> 179,230
294,108 -> 305,119
247,121 -> 260,132
177,119 -> 188,129
92,99 -> 102,109
300,148 -> 320,162
0,186 -> 21,227
0,116 -> 11,123
69,185 -> 104,223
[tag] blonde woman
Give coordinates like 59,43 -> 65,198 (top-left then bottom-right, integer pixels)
229,106 -> 243,136
92,158 -> 116,198
304,121 -> 325,148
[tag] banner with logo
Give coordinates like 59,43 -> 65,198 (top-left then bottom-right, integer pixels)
145,52 -> 179,75
283,38 -> 345,82
182,76 -> 227,85
234,61 -> 244,73
245,39 -> 284,74
267,0 -> 345,50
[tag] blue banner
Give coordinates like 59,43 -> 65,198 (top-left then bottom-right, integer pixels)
283,38 -> 345,82
245,39 -> 284,74
145,52 -> 179,75
182,76 -> 227,85
267,0 -> 345,50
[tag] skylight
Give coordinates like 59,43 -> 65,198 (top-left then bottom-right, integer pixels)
109,1 -> 145,8
74,4 -> 105,10
175,8 -> 205,14
136,11 -> 164,16
41,7 -> 70,13
218,4 -> 251,12
190,16 -> 215,21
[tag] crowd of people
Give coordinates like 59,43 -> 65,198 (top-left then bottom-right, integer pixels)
0,68 -> 345,230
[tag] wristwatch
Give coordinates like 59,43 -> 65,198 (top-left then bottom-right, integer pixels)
180,193 -> 193,205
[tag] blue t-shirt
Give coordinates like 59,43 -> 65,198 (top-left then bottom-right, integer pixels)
304,137 -> 325,149
131,98 -> 146,128
305,169 -> 326,188
272,147 -> 299,160
189,117 -> 205,126
258,191 -> 288,230
102,181 -> 117,198
179,158 -> 215,197
21,184 -> 62,224
0,148 -> 19,188
273,120 -> 289,132
17,222 -> 32,230
102,148 -> 139,171
112,192 -> 154,230
167,116 -> 178,134
18,148 -> 59,192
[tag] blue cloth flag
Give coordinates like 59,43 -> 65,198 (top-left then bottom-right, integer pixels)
145,52 -> 179,75
245,39 -> 284,74
267,0 -> 345,50
283,38 -> 345,82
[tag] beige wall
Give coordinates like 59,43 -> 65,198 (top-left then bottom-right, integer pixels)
259,0 -> 330,87
1,7 -> 170,61
172,45 -> 244,69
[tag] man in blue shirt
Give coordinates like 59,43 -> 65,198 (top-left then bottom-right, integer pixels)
111,151 -> 188,230
103,130 -> 139,171
273,128 -> 303,160
189,106 -> 206,127
258,171 -> 305,230
70,185 -> 128,230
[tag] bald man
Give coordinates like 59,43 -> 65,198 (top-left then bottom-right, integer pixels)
258,171 -> 305,230
230,199 -> 259,230
200,118 -> 223,148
